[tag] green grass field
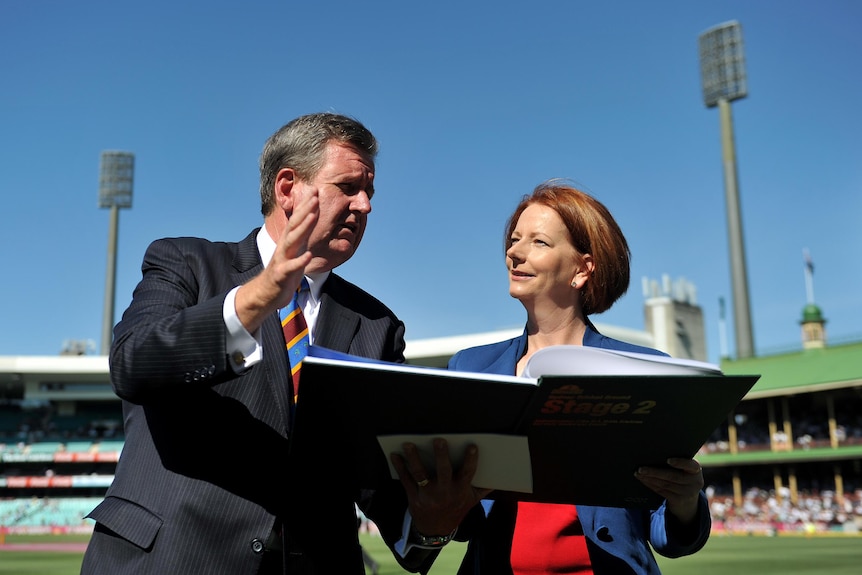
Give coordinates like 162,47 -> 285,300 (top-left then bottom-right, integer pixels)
653,534 -> 862,575
1,533 -> 860,574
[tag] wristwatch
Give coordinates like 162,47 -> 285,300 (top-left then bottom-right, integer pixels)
410,524 -> 457,548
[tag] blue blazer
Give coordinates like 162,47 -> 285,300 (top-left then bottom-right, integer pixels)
448,324 -> 711,575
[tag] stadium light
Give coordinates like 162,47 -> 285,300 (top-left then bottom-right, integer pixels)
98,151 -> 135,356
699,21 -> 754,360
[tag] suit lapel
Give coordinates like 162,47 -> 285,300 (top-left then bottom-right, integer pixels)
314,274 -> 360,353
231,229 -> 292,432
230,233 -> 266,305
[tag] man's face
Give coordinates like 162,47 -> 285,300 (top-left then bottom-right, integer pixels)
294,142 -> 375,273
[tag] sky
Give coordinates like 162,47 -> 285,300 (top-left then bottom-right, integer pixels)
1,0 -> 860,365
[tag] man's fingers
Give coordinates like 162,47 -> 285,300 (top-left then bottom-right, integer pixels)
281,194 -> 319,257
455,444 -> 479,481
666,457 -> 702,475
390,452 -> 417,493
432,439 -> 453,486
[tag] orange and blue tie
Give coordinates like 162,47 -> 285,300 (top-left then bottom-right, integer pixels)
280,277 -> 310,404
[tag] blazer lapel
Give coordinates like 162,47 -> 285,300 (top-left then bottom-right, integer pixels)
231,229 -> 291,432
313,274 -> 360,353
314,297 -> 359,353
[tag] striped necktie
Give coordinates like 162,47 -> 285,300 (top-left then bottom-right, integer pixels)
280,277 -> 310,404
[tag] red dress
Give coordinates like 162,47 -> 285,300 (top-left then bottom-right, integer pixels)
510,501 -> 593,574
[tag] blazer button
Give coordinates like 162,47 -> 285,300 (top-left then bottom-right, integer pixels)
251,539 -> 265,554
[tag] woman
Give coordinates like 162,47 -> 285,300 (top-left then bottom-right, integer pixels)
448,180 -> 711,574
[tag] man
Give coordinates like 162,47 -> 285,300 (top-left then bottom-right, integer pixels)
81,113 -> 482,575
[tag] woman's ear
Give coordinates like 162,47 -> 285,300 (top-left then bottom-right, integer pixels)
571,254 -> 594,289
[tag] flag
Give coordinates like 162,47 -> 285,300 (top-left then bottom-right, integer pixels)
803,249 -> 814,275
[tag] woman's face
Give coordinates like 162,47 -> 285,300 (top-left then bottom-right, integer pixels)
506,203 -> 586,305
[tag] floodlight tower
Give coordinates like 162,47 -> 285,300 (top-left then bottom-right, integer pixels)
699,20 -> 755,360
98,151 -> 134,355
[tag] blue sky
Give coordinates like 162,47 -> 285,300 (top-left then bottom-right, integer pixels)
2,0 -> 860,364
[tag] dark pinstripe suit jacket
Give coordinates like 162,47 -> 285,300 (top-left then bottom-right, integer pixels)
81,229 -> 413,575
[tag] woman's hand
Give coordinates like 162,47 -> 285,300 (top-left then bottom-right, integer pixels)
634,457 -> 704,525
391,438 -> 493,536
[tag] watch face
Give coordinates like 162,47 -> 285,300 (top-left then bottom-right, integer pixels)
422,535 -> 447,546
412,526 -> 456,547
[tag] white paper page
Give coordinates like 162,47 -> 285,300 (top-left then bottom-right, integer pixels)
377,433 -> 533,494
523,345 -> 722,378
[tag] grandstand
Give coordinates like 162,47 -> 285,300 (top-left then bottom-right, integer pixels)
700,303 -> 862,535
1,277 -> 860,537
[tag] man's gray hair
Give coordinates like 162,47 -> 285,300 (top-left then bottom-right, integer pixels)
259,113 -> 378,216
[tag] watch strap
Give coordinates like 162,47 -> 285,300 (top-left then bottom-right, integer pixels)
410,524 -> 457,548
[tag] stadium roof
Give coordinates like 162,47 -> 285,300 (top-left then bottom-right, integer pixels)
6,327 -> 859,402
721,340 -> 862,399
0,322 -> 651,400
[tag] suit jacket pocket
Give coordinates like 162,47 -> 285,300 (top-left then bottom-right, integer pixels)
86,496 -> 163,551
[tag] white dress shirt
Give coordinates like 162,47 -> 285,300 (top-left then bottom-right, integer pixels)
224,226 -> 329,373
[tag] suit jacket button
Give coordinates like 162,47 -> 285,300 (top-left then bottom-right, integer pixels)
251,539 -> 265,554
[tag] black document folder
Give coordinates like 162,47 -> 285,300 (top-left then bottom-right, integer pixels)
289,346 -> 758,508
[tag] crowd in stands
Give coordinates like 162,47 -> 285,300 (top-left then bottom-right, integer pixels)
3,490 -> 861,537
0,439 -> 124,458
0,497 -> 99,534
3,397 -> 862,538
0,402 -> 122,446
706,486 -> 862,535
700,412 -> 862,455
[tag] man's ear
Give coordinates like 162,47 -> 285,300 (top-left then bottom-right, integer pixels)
274,167 -> 298,212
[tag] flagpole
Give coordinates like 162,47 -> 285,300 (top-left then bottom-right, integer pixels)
803,248 -> 815,304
